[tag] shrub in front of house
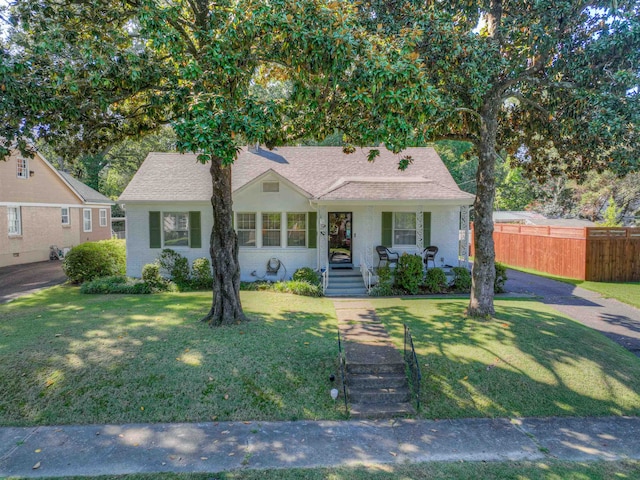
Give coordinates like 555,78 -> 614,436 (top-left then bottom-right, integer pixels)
495,262 -> 508,293
394,253 -> 424,295
191,257 -> 213,290
63,239 -> 126,284
424,267 -> 448,293
141,263 -> 172,292
157,249 -> 191,290
292,267 -> 321,287
80,275 -> 151,294
451,267 -> 472,293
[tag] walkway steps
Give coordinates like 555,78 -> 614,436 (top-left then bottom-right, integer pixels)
334,300 -> 415,419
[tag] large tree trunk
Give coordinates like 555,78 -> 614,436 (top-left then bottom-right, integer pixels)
467,107 -> 498,317
201,156 -> 247,326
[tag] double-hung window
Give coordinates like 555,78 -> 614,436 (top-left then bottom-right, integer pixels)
262,213 -> 281,247
287,213 -> 306,247
7,206 -> 21,235
83,209 -> 92,232
16,158 -> 28,179
236,213 -> 256,247
61,207 -> 70,226
99,209 -> 108,227
394,212 -> 417,246
163,212 -> 189,247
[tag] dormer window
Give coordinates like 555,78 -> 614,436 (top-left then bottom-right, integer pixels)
17,158 -> 28,179
262,181 -> 279,193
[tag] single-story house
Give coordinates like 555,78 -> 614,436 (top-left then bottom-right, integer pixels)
119,146 -> 475,283
1,150 -> 114,267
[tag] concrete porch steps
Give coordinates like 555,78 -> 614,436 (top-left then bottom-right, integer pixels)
325,269 -> 367,297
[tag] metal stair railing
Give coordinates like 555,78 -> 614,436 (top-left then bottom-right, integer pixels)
403,324 -> 422,411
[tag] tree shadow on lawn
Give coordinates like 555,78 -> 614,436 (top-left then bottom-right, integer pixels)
0,288 -> 344,427
374,298 -> 640,420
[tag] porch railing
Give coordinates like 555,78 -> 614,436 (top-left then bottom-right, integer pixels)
321,268 -> 329,294
359,253 -> 373,293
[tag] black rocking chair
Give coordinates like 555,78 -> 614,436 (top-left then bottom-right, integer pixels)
423,245 -> 438,268
376,245 -> 399,268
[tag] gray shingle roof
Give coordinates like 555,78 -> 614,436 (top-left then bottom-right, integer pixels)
59,171 -> 114,204
119,147 -> 475,203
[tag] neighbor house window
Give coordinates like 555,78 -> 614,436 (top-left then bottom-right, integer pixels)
61,207 -> 70,225
394,212 -> 417,245
83,209 -> 92,232
262,213 -> 281,247
163,212 -> 189,247
236,213 -> 256,247
7,206 -> 21,235
287,213 -> 306,247
16,158 -> 28,179
99,209 -> 108,227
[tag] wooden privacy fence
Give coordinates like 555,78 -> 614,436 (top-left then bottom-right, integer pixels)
470,224 -> 640,282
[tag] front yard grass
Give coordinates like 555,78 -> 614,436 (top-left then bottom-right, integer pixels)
372,297 -> 640,419
33,460 -> 640,480
2,288 -> 640,427
0,287 -> 343,426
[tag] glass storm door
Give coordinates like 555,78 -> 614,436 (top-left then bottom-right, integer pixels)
328,212 -> 352,265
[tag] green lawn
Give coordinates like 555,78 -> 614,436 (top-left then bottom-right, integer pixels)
2,288 -> 640,427
372,297 -> 640,419
0,287 -> 344,426
34,460 -> 640,480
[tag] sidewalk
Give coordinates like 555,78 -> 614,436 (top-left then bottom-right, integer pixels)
1,416 -> 640,477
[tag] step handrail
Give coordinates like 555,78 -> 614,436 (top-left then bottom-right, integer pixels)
403,324 -> 422,411
337,330 -> 349,415
359,253 -> 373,292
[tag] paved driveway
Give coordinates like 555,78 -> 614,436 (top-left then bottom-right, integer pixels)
505,269 -> 640,357
0,261 -> 67,304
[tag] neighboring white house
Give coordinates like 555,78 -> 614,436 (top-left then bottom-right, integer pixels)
119,146 -> 475,281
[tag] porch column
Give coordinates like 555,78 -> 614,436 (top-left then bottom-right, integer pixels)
364,206 -> 375,268
416,208 -> 424,251
317,206 -> 328,272
460,205 -> 470,267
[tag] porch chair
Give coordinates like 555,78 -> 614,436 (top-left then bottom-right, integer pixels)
376,245 -> 399,268
423,245 -> 438,268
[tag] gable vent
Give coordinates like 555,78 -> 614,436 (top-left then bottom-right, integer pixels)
263,181 -> 280,193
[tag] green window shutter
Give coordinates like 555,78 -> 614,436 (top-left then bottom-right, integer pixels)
189,211 -> 202,249
308,211 -> 317,248
381,212 -> 393,247
423,212 -> 432,246
149,211 -> 161,249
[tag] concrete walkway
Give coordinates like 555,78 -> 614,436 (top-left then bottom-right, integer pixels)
505,269 -> 640,356
1,416 -> 640,477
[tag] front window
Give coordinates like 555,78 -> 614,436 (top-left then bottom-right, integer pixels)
8,206 -> 21,235
16,158 -> 28,179
394,212 -> 416,245
236,213 -> 256,247
262,213 -> 281,247
83,209 -> 92,232
99,209 -> 108,227
287,213 -> 306,247
163,212 -> 189,247
61,207 -> 70,225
